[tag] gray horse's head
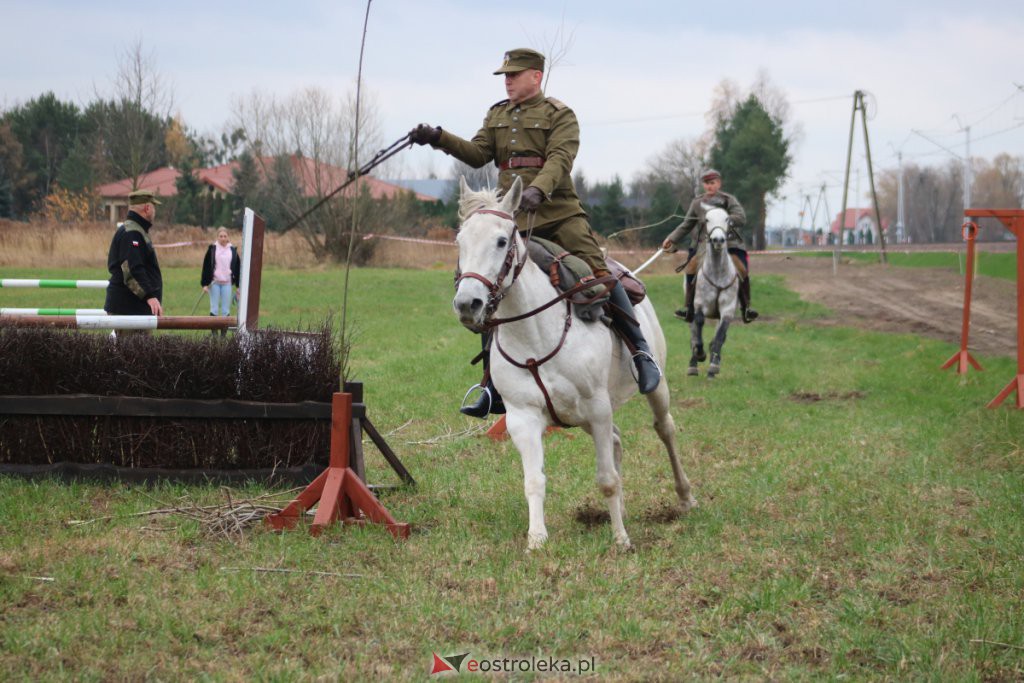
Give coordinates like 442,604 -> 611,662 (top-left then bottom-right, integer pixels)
705,208 -> 729,252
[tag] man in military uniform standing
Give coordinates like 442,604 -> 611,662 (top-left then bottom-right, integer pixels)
410,47 -> 661,417
105,189 -> 164,318
662,169 -> 758,324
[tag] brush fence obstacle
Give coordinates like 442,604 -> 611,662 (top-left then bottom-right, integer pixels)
0,208 -> 265,332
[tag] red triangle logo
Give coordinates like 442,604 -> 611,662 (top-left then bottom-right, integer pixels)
431,652 -> 455,674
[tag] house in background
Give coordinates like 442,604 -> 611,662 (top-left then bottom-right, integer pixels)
96,156 -> 438,224
830,208 -> 890,245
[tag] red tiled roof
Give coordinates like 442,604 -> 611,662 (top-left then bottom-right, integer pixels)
96,156 -> 438,202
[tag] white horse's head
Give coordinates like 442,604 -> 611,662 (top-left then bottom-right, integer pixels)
452,176 -> 524,331
705,207 -> 729,253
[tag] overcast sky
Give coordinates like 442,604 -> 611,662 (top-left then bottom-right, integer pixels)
3,0 -> 1022,227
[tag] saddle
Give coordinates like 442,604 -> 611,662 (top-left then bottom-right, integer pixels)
675,251 -> 747,279
526,237 -> 645,322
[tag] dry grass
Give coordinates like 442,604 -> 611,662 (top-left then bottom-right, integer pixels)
0,220 -> 681,274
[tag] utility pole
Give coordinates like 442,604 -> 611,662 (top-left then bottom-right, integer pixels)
896,150 -> 905,242
838,90 -> 888,269
954,115 -> 972,209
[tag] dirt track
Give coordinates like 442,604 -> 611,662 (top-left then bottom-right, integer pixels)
754,253 -> 1018,359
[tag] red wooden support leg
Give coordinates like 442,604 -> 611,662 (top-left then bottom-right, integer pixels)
486,415 -> 566,442
265,392 -> 410,538
486,415 -> 509,441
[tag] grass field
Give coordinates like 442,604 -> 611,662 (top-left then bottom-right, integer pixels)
809,248 -> 1019,281
1,263 -> 1023,680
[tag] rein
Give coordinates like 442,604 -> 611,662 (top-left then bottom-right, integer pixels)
700,250 -> 739,292
455,207 -> 618,427
454,209 -> 529,321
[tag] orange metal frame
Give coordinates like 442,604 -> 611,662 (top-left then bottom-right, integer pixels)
265,392 -> 410,538
965,209 -> 1024,408
941,221 -> 983,375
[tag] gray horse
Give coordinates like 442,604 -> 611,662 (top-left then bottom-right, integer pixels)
688,208 -> 739,378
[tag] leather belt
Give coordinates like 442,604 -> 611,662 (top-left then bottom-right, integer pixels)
498,156 -> 545,170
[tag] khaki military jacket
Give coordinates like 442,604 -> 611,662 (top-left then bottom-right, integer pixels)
434,91 -> 585,232
666,190 -> 747,250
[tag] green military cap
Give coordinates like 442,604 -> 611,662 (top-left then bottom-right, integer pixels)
493,48 -> 545,75
128,189 -> 162,205
700,168 -> 721,182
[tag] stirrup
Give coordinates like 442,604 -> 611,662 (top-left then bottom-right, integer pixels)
460,383 -> 491,416
460,383 -> 505,417
630,349 -> 662,394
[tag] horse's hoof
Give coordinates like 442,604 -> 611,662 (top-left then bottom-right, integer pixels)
687,366 -> 699,376
613,536 -> 634,553
526,533 -> 548,551
680,496 -> 698,512
707,366 -> 719,378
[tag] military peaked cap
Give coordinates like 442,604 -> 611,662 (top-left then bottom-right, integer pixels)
700,169 -> 721,182
128,189 -> 162,205
493,48 -> 545,74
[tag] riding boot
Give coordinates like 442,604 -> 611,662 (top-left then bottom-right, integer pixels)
607,281 -> 662,394
460,332 -> 506,418
674,274 -> 696,322
739,278 -> 759,323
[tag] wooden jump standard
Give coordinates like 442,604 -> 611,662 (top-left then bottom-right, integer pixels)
266,391 -> 411,539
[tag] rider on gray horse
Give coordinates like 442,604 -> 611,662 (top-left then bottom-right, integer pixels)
661,169 -> 759,324
409,47 -> 662,418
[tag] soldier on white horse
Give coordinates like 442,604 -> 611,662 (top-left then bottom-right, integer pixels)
661,168 -> 759,324
688,209 -> 740,377
452,176 -> 696,550
409,47 -> 661,418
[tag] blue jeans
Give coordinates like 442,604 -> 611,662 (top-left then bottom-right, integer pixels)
209,283 -> 233,315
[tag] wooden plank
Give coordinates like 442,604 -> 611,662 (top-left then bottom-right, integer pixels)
0,394 -> 332,420
362,416 -> 416,486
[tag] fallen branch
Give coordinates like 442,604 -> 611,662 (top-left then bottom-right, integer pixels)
405,422 -> 487,445
219,566 -> 363,579
969,638 -> 1024,651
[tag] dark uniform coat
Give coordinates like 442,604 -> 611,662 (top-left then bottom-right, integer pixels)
104,211 -> 163,315
200,244 -> 241,287
666,190 -> 747,251
433,91 -> 607,273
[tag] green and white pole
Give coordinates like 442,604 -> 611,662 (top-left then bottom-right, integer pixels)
0,279 -> 108,289
1,308 -> 107,316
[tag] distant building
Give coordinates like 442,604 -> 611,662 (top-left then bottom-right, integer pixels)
96,157 -> 438,223
830,208 -> 890,245
384,179 -> 452,202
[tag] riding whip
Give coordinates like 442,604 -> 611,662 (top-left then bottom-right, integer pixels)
190,290 -> 206,315
632,248 -> 664,276
280,133 -> 413,233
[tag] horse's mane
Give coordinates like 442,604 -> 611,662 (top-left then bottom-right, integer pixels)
458,184 -> 504,223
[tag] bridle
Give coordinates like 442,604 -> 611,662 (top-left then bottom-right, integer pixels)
701,227 -> 738,292
454,209 -> 529,324
454,207 -> 615,428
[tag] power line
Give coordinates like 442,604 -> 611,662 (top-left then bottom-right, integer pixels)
971,119 -> 1024,144
589,94 -> 849,127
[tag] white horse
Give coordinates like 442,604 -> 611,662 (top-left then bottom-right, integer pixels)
689,207 -> 739,378
452,176 -> 696,551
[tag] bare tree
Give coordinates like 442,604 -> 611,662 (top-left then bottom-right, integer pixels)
526,16 -> 577,93
93,40 -> 174,189
230,84 -> 392,261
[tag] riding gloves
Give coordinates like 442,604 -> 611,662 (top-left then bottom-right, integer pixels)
409,124 -> 441,146
520,187 -> 545,213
